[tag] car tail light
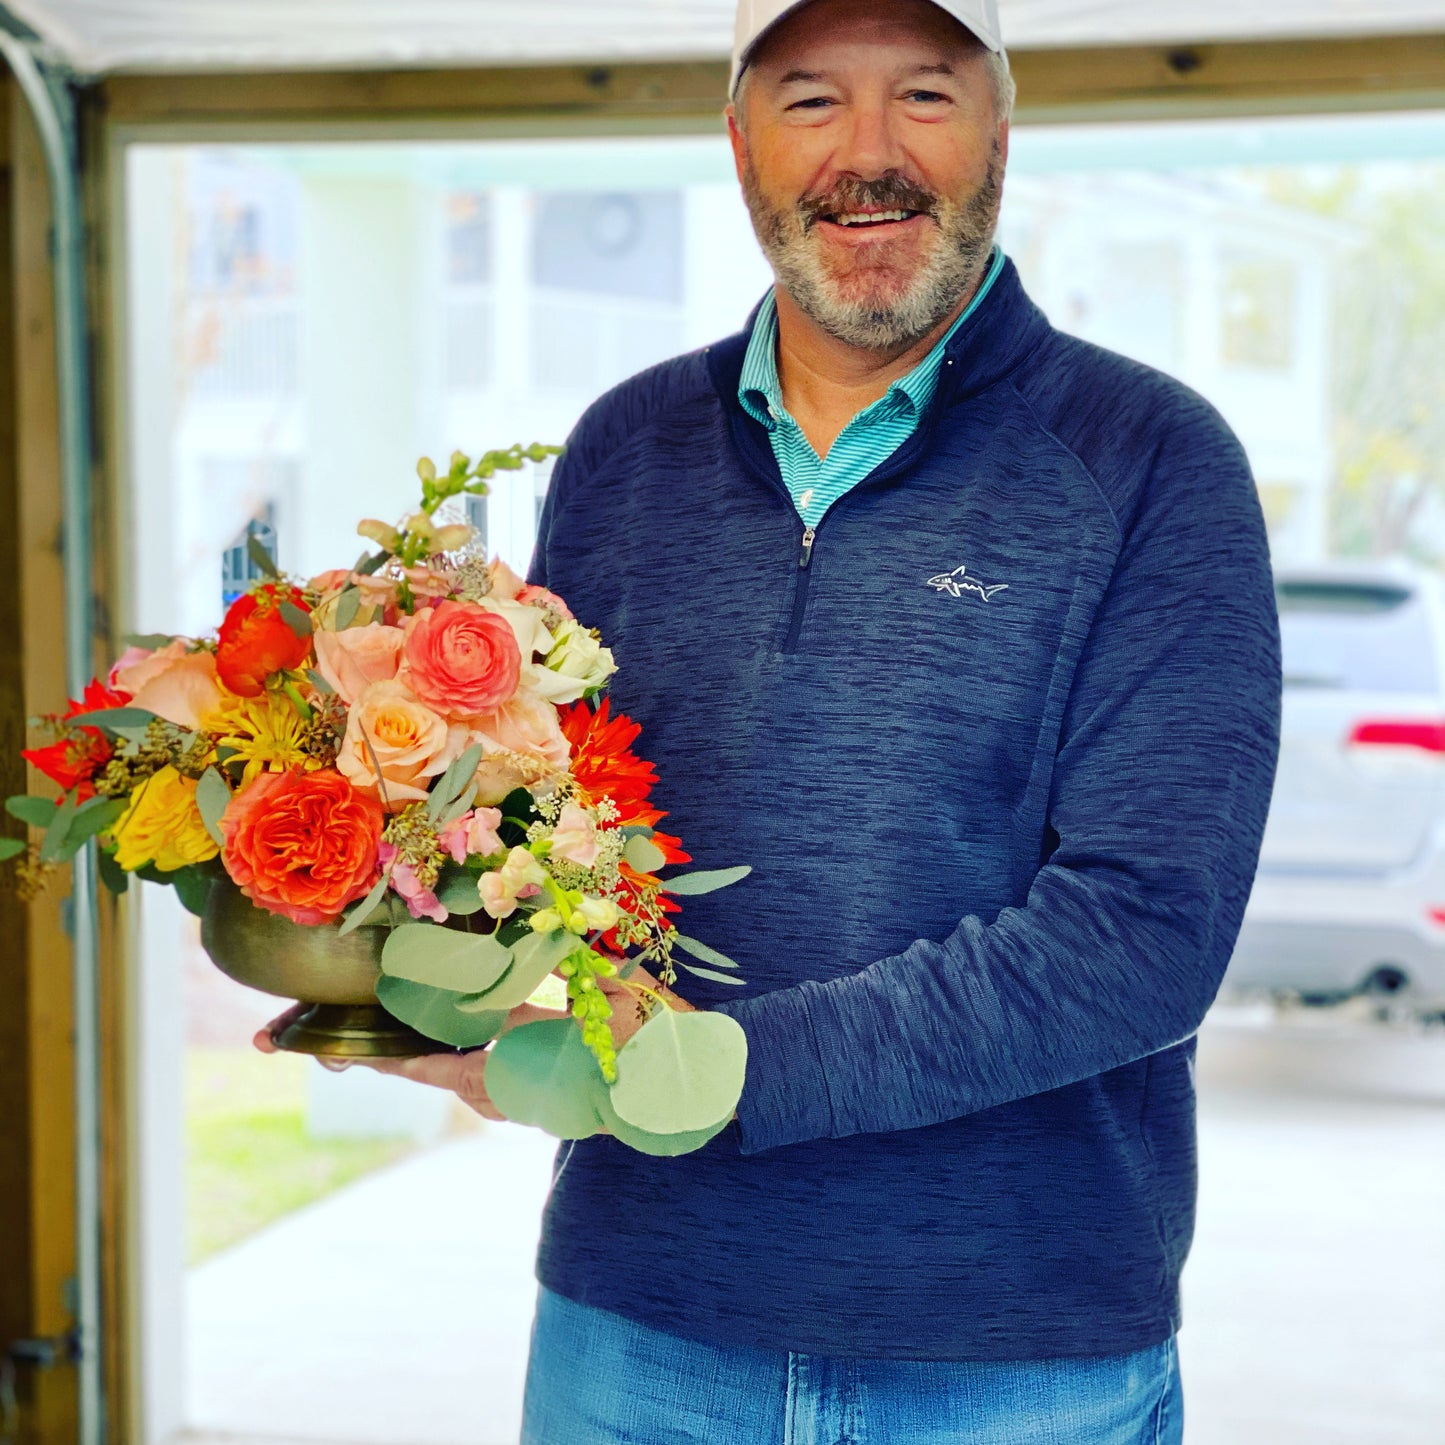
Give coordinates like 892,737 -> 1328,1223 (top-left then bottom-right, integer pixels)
1347,720 -> 1445,754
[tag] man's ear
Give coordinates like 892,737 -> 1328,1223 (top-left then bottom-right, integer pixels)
726,105 -> 748,185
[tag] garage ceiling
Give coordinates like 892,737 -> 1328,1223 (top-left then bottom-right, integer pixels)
4,0 -> 1445,75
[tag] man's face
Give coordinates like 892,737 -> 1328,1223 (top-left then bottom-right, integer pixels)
728,0 -> 1008,352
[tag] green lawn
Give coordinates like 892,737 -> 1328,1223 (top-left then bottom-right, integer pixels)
186,1048 -> 419,1265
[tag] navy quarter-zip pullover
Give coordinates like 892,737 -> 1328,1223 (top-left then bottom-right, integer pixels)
526,257 -> 1282,1361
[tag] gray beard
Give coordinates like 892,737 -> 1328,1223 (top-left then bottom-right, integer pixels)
742,142 -> 1005,353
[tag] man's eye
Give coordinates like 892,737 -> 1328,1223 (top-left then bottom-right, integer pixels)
787,96 -> 836,111
904,90 -> 950,104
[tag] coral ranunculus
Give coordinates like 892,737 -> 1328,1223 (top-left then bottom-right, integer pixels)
398,600 -> 521,716
221,769 -> 383,926
216,585 -> 314,697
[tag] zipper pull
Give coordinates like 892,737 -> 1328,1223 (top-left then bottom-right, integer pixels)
799,526 -> 816,569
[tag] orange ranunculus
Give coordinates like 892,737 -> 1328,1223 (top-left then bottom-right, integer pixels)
216,585 -> 313,698
220,769 -> 383,926
398,600 -> 521,717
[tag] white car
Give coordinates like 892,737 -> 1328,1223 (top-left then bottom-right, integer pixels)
1227,562 -> 1445,1015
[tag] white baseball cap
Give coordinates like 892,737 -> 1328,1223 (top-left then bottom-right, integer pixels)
731,0 -> 1004,97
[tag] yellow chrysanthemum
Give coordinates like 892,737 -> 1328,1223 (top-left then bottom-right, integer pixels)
208,692 -> 320,785
112,765 -> 220,872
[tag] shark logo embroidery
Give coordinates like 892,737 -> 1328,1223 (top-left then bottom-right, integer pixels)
927,565 -> 1009,603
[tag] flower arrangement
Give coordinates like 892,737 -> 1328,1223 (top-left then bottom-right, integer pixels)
3,445 -> 749,1156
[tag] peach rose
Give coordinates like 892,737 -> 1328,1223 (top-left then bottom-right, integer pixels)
467,686 -> 572,805
313,623 -> 405,705
221,769 -> 383,926
336,679 -> 468,811
114,639 -> 226,730
487,558 -> 527,601
515,583 -> 575,624
398,600 -> 521,717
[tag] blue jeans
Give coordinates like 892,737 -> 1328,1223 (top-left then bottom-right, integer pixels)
521,1288 -> 1183,1444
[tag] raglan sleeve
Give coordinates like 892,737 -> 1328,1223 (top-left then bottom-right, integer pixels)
714,398 -> 1284,1156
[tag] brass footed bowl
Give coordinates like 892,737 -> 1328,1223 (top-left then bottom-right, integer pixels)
200,877 -> 449,1059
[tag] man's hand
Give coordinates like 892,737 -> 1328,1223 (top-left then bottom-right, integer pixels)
252,965 -> 694,1124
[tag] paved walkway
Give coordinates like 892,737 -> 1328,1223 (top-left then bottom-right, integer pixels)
185,1008 -> 1445,1445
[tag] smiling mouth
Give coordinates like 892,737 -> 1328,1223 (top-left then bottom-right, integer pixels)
823,209 -> 922,229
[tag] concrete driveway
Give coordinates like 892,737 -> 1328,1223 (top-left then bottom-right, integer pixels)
183,1006 -> 1445,1445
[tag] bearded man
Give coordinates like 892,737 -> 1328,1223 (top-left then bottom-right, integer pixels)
264,0 -> 1281,1438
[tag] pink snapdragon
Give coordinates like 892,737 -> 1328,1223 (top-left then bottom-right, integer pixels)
439,807 -> 505,864
379,840 -> 448,923
478,845 -> 547,920
549,802 -> 599,868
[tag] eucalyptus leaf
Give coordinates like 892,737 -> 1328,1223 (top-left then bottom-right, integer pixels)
338,873 -> 390,937
672,933 -> 743,970
68,707 -> 159,732
609,1010 -> 748,1136
469,928 -> 588,1011
675,962 -> 746,987
354,551 -> 389,577
246,534 -> 280,579
195,767 -> 232,848
63,796 -> 128,852
435,784 -> 478,832
437,871 -> 485,916
39,795 -> 79,863
122,633 -> 175,650
381,923 -> 513,993
427,744 -> 484,824
279,599 -> 313,640
7,795 -> 58,829
619,825 -> 655,840
333,589 -> 361,631
592,1086 -> 732,1157
375,974 -> 508,1049
306,669 -> 335,695
485,1019 -> 606,1139
623,834 -> 667,874
171,864 -> 216,917
97,850 -> 129,894
660,865 -> 753,897
0,838 -> 25,862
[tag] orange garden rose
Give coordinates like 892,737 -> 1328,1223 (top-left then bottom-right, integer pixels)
216,584 -> 313,697
220,769 -> 383,926
398,600 -> 521,716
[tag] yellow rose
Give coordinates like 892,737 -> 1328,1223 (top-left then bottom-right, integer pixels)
112,765 -> 220,872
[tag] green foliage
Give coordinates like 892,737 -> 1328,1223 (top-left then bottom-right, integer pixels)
67,706 -> 158,732
661,865 -> 752,897
591,1086 -> 733,1157
246,535 -> 280,580
279,599 -> 313,640
381,924 -> 513,993
0,838 -> 25,862
484,1019 -> 606,1140
6,795 -> 58,828
97,849 -> 129,894
608,1010 -> 747,1137
426,744 -> 484,825
375,974 -> 508,1049
623,834 -> 667,874
436,869 -> 486,916
672,933 -> 742,969
338,873 -> 390,936
171,862 -> 219,917
195,766 -> 232,847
